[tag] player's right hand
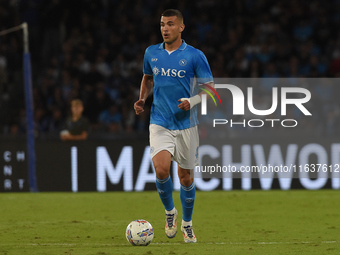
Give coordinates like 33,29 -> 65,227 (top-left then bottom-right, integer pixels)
134,99 -> 145,115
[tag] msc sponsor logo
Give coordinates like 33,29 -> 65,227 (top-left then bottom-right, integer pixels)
153,67 -> 186,78
152,66 -> 160,76
161,68 -> 186,78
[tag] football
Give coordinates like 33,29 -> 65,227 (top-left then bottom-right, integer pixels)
125,219 -> 154,246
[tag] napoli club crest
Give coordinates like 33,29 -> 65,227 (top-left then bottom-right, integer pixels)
179,59 -> 187,66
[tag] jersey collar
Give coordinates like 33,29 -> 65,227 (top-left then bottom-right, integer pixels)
159,40 -> 187,51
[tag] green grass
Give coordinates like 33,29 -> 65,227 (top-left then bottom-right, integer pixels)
0,190 -> 339,255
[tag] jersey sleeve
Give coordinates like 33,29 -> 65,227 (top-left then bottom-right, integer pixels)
143,47 -> 153,76
194,50 -> 213,84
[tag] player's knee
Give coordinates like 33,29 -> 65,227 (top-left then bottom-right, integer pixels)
155,166 -> 170,180
180,175 -> 193,187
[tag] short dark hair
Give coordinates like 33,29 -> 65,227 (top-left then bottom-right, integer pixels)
71,99 -> 83,107
161,9 -> 183,22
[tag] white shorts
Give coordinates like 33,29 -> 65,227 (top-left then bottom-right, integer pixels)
149,124 -> 199,169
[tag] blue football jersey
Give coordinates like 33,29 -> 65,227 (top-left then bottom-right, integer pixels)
143,40 -> 213,130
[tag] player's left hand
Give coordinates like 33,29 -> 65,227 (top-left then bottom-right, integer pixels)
178,98 -> 190,111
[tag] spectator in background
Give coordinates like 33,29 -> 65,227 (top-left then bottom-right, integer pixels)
47,107 -> 63,134
85,87 -> 112,128
60,99 -> 89,141
41,0 -> 63,64
98,103 -> 121,133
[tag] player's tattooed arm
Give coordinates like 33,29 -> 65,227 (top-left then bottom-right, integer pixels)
134,74 -> 154,115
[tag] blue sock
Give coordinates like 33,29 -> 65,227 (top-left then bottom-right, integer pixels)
156,175 -> 174,211
180,181 -> 196,222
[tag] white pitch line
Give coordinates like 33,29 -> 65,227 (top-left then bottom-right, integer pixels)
0,240 -> 339,247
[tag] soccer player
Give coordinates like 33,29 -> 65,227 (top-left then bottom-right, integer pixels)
134,9 -> 213,243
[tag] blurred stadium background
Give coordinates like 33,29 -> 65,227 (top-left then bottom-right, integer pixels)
1,0 -> 340,138
0,1 -> 340,190
1,1 -> 340,254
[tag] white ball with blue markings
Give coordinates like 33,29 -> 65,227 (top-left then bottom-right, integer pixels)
126,219 -> 154,246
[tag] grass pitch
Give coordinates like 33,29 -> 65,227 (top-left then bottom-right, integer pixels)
0,190 -> 339,255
